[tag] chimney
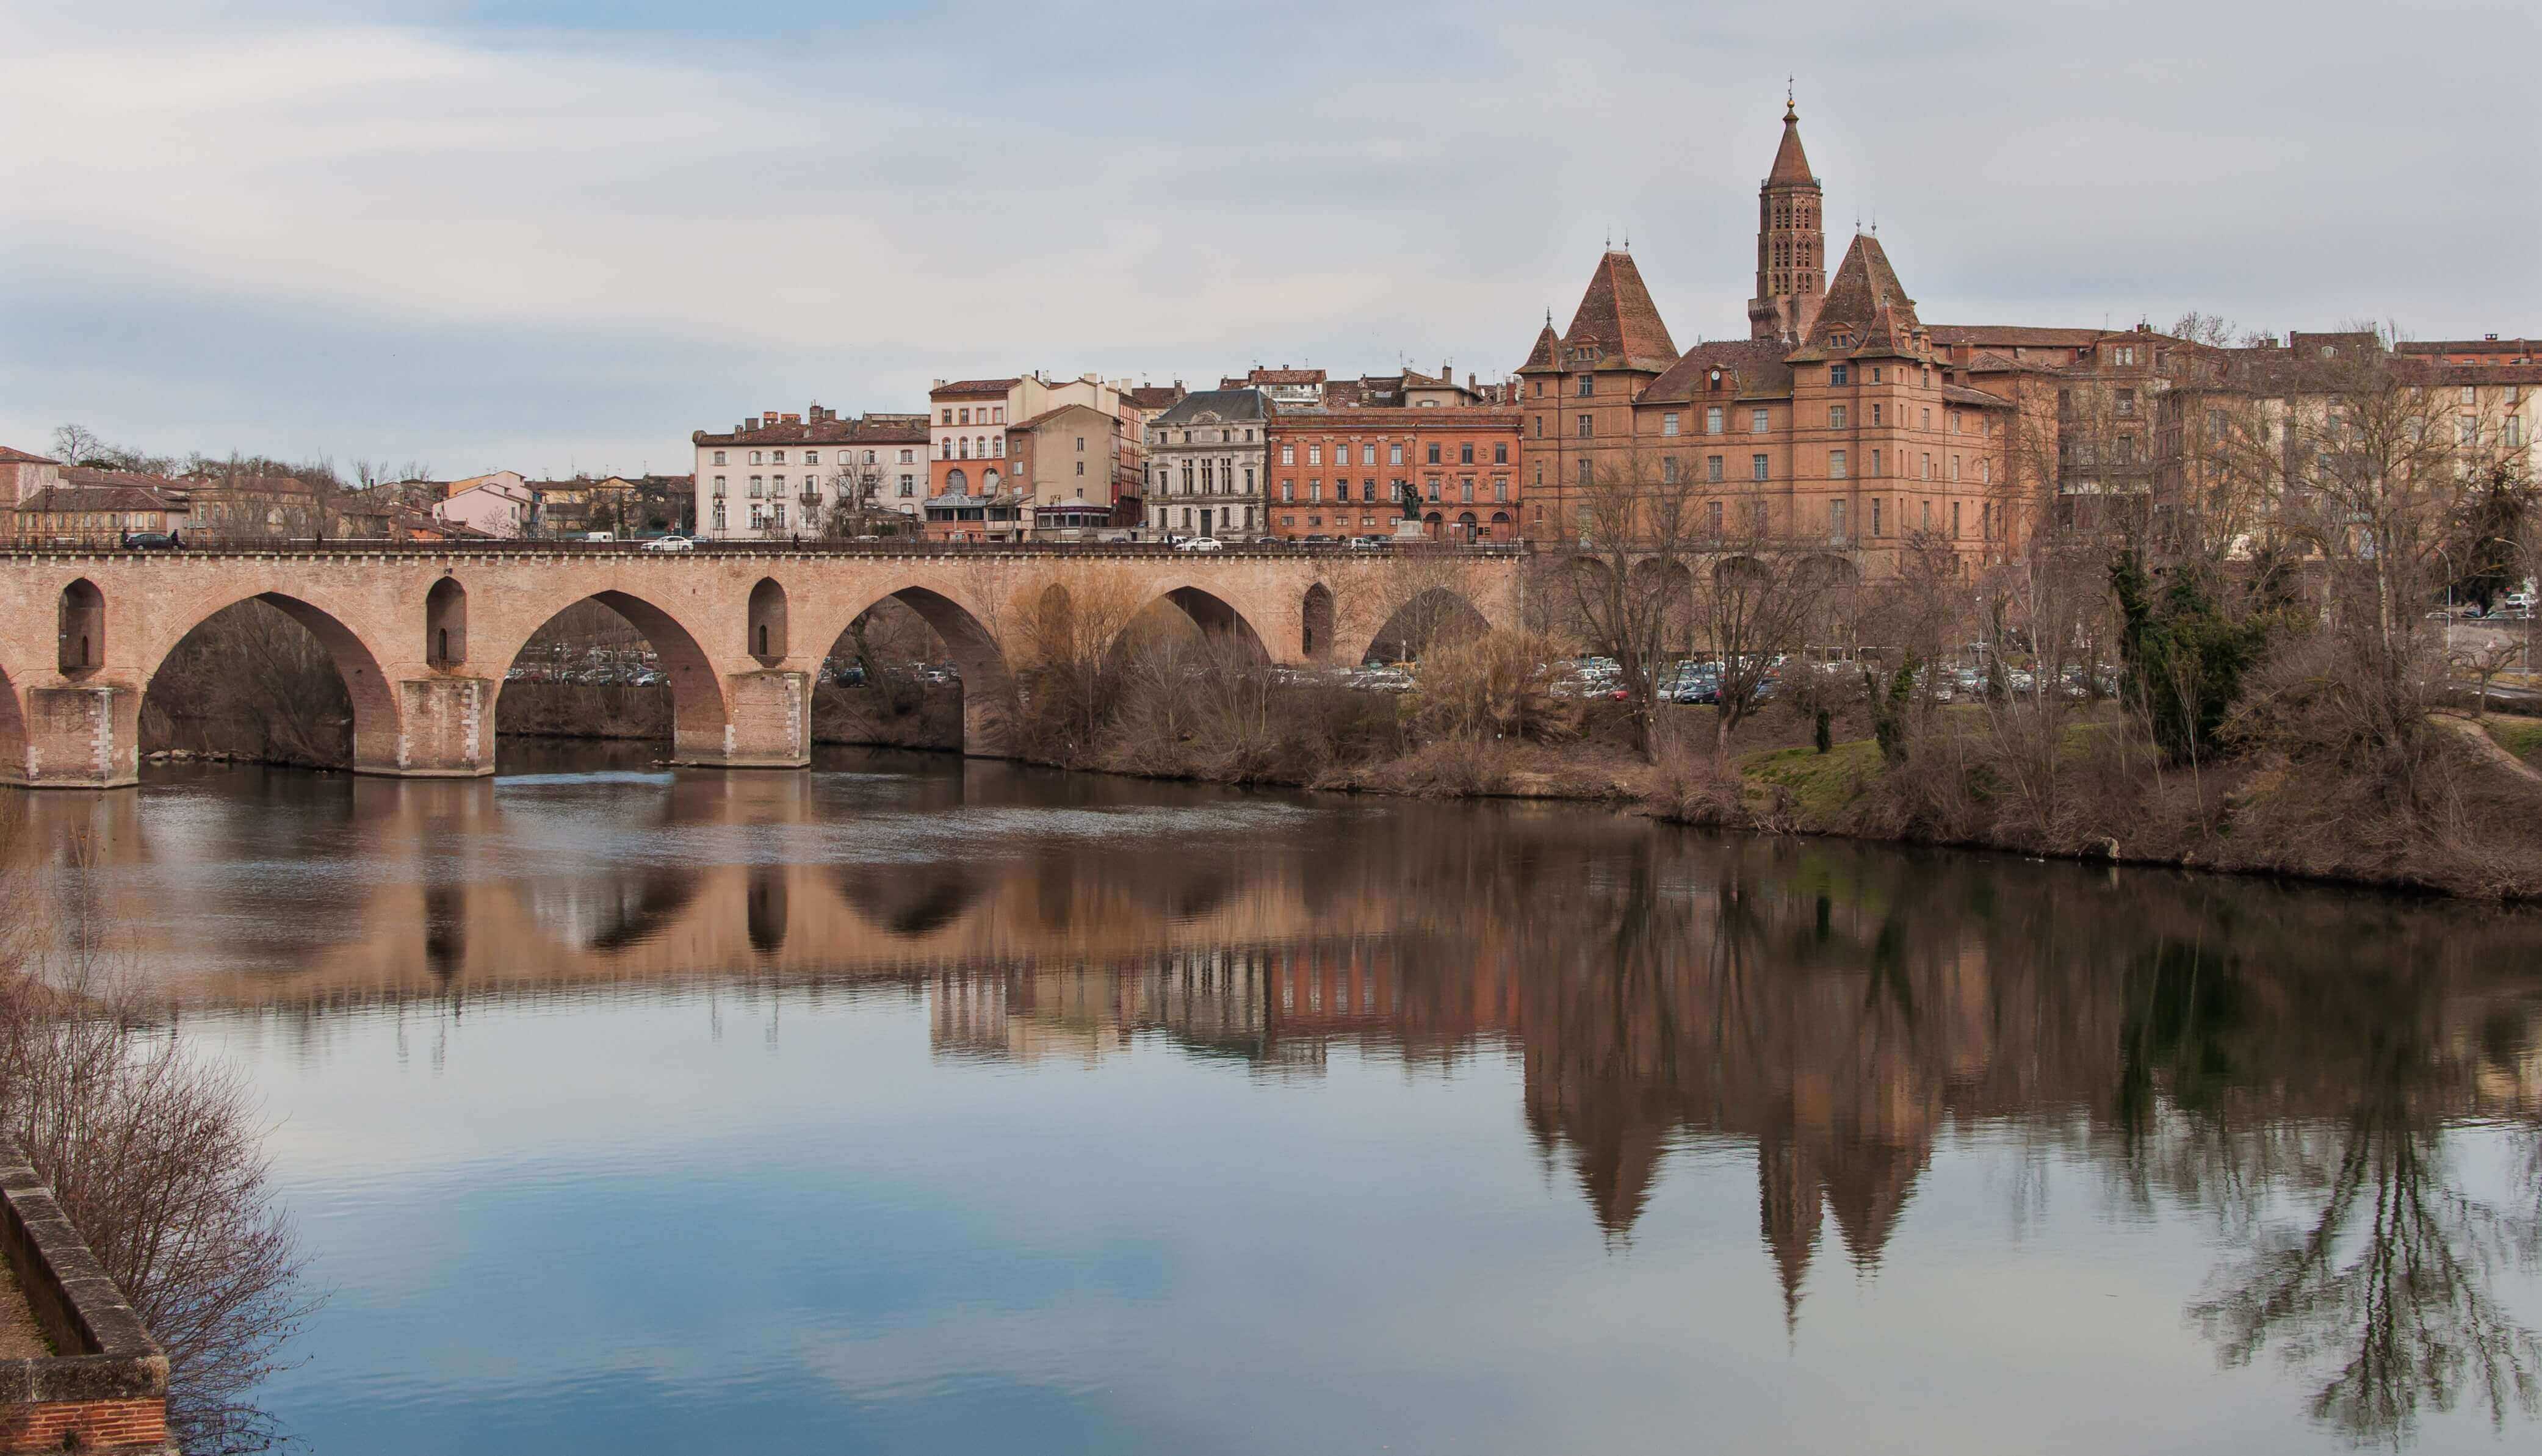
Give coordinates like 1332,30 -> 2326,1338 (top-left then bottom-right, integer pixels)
764,411 -> 779,426
1441,360 -> 1451,385
1467,371 -> 1476,391
2486,333 -> 2500,342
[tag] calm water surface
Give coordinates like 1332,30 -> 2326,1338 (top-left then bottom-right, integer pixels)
24,743 -> 2542,1454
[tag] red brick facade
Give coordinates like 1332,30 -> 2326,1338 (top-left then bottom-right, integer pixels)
1266,408 -> 1523,540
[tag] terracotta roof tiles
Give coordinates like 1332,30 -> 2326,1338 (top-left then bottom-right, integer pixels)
1556,251 -> 1679,373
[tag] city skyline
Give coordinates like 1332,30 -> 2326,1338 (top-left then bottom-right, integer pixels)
4,0 -> 2532,479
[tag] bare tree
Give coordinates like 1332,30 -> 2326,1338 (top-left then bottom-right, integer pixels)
0,816 -> 316,1453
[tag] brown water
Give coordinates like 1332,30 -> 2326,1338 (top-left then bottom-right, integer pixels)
16,743 -> 2542,1454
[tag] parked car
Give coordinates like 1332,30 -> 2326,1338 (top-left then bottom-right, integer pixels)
119,531 -> 178,550
583,531 -> 616,542
1349,536 -> 1387,550
640,534 -> 696,552
1175,536 -> 1224,552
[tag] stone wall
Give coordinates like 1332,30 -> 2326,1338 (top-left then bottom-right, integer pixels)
0,1140 -> 175,1454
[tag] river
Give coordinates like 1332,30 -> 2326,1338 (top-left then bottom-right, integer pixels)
17,743 -> 2542,1454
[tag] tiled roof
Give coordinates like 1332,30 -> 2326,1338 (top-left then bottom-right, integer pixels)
694,416 -> 930,446
1941,383 -> 2017,409
15,483 -> 186,513
1553,251 -> 1679,373
1244,367 -> 1327,386
1638,339 -> 1795,403
929,378 -> 1020,400
1122,384 -> 1188,409
62,465 -> 189,494
1151,388 -> 1268,425
0,445 -> 59,466
1926,324 -> 2105,348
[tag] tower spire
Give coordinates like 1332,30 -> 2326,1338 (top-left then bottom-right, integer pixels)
1750,89 -> 1827,343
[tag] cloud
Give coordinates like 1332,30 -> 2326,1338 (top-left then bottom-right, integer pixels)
2,0 -> 2534,474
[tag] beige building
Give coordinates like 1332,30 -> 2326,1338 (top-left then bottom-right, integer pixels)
693,405 -> 931,539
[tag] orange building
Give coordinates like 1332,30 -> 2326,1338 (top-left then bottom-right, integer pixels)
1265,406 -> 1523,541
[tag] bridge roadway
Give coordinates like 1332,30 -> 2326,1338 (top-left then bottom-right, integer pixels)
0,541 -> 1522,787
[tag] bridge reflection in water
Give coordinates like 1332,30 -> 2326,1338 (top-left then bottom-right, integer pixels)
16,750 -> 2542,1443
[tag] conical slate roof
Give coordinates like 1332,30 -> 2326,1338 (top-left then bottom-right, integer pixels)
1561,251 -> 1679,372
1520,319 -> 1561,371
1794,232 -> 1921,358
1767,101 -> 1816,187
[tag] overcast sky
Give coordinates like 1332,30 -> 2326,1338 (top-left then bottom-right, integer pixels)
4,0 -> 2533,480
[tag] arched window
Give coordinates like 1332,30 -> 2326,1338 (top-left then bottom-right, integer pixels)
425,577 -> 468,668
57,578 -> 104,675
945,468 -> 967,494
981,469 -> 1001,495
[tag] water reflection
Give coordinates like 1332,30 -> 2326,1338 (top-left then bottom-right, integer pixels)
12,751 -> 2542,1447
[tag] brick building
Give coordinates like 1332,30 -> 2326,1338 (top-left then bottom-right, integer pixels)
1266,406 -> 1522,541
1512,99 -> 2027,571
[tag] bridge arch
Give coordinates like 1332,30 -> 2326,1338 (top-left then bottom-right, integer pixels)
1155,586 -> 1270,662
493,590 -> 728,766
806,578 -> 1022,757
143,591 -> 404,771
1360,586 -> 1489,665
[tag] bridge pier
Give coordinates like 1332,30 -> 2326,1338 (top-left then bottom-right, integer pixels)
15,683 -> 142,788
381,675 -> 498,777
665,668 -> 812,770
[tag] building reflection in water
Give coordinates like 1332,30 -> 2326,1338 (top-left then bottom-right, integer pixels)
14,757 -> 2542,1444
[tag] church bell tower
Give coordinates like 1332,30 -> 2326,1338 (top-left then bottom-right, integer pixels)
1748,89 -> 1826,343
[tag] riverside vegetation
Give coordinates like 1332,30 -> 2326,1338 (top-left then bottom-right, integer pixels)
128,326 -> 2542,898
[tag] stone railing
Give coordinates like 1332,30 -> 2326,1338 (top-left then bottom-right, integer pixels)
0,1140 -> 174,1454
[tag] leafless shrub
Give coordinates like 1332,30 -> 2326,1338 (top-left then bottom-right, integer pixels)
1409,629 -> 1580,744
141,600 -> 354,768
0,813 -> 316,1454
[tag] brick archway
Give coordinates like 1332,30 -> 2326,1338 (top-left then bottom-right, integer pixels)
490,589 -> 733,768
142,590 -> 406,776
803,577 -> 1021,758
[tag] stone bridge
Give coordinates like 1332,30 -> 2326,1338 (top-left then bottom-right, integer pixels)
0,543 -> 1523,787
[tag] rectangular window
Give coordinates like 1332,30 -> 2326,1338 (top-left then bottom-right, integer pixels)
1662,456 -> 1680,483
1662,413 -> 1681,436
1951,455 -> 1962,480
1830,449 -> 1847,478
1950,412 -> 1963,433
1576,375 -> 1593,397
1576,459 -> 1592,488
1707,455 -> 1724,483
1309,479 -> 1322,502
1751,408 -> 1770,433
713,450 -> 728,465
1390,443 -> 1404,464
900,475 -> 914,496
1363,444 -> 1377,464
1493,442 -> 1508,464
1708,500 -> 1724,535
2459,417 -> 2479,445
1952,501 -> 1962,537
1281,481 -> 1294,502
1460,478 -> 1475,503
1706,407 -> 1724,434
1923,453 -> 1933,479
1871,449 -> 1882,476
1830,364 -> 1849,385
1870,404 -> 1882,426
1871,497 -> 1883,536
1752,453 -> 1769,481
1309,444 -> 1322,465
804,450 -> 819,464
748,475 -> 763,497
1829,405 -> 1847,429
772,449 -> 786,463
1459,442 -> 1475,464
712,475 -> 727,496
2116,389 -> 2136,417
1575,414 -> 1592,439
1281,443 -> 1295,464
1830,499 -> 1846,541
1494,478 -> 1508,502
1428,442 -> 1443,463
1075,461 -> 1085,476
2508,417 -> 2523,448
957,409 -> 970,425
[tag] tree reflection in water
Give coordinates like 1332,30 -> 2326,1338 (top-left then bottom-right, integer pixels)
2110,938 -> 2542,1445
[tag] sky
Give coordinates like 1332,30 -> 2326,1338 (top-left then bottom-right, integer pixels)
3,0 -> 2534,481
